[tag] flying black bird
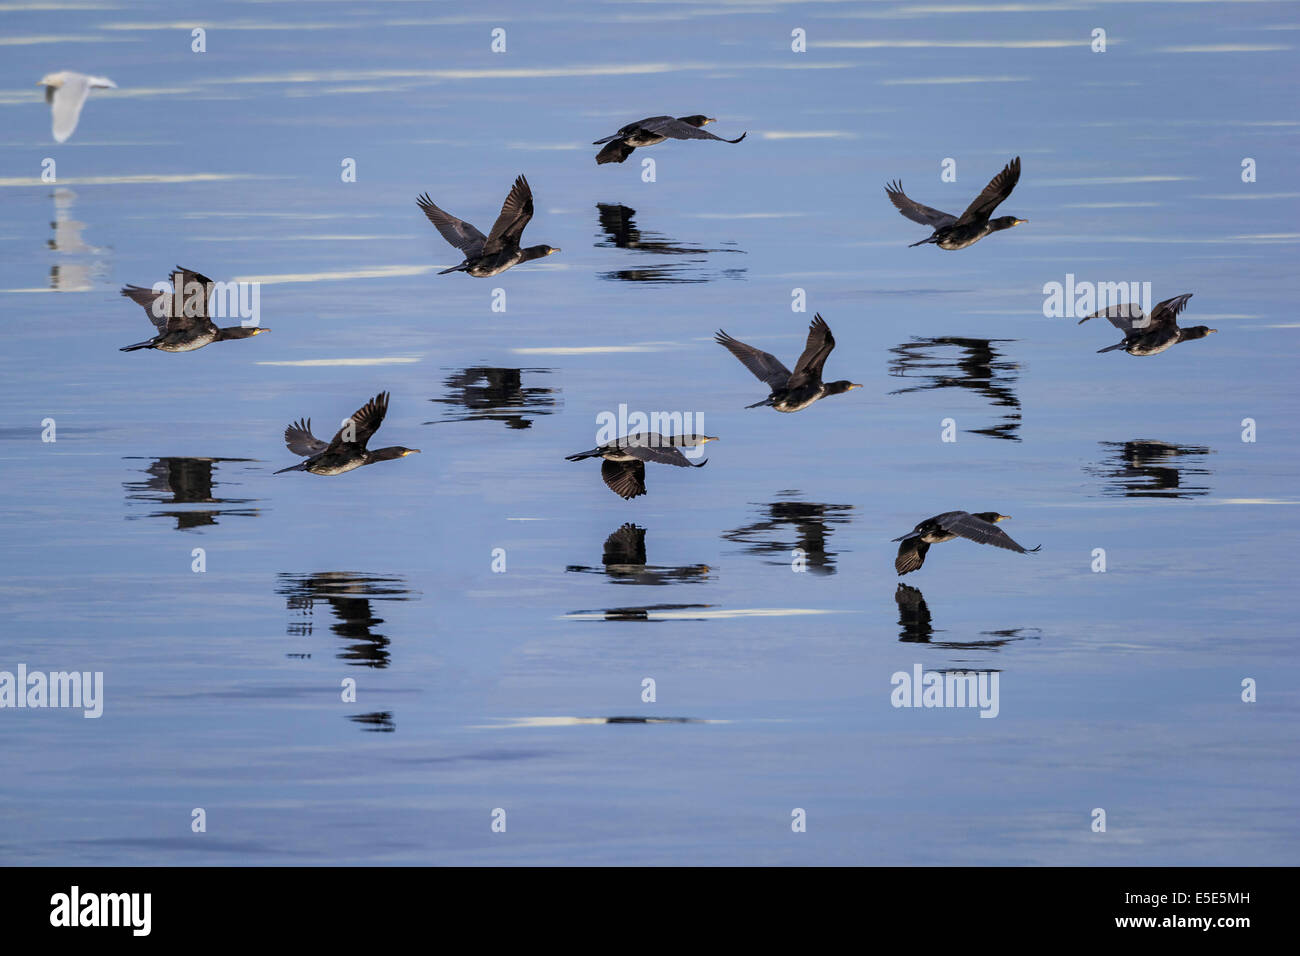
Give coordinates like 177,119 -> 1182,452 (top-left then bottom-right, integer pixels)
885,157 -> 1025,250
417,175 -> 559,277
276,392 -> 420,476
593,115 -> 747,165
715,314 -> 861,412
565,433 -> 717,500
119,267 -> 269,352
1079,293 -> 1215,356
892,511 -> 1040,575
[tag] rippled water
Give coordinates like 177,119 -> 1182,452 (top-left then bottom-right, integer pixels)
1,0 -> 1297,865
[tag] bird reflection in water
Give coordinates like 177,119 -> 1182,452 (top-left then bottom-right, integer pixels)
276,572 -> 416,668
722,494 -> 853,574
48,188 -> 109,291
566,603 -> 714,623
595,203 -> 745,283
566,523 -> 710,585
888,337 -> 1021,441
122,457 -> 259,530
1086,439 -> 1213,498
895,584 -> 1040,648
427,367 -> 558,430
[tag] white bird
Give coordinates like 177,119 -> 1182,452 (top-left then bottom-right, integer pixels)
37,71 -> 116,143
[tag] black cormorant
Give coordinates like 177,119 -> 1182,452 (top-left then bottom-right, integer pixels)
593,115 -> 747,165
885,157 -> 1025,250
276,392 -> 420,476
892,511 -> 1040,575
1080,293 -> 1215,356
119,267 -> 269,352
417,175 -> 559,277
715,314 -> 861,411
565,432 -> 717,499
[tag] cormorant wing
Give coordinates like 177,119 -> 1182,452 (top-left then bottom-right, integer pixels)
895,539 -> 930,575
884,181 -> 958,228
1078,303 -> 1147,330
483,175 -> 534,254
641,116 -> 744,142
171,266 -> 215,324
284,418 -> 329,457
602,460 -> 646,499
1147,293 -> 1194,329
956,157 -> 1020,225
417,193 -> 487,258
715,330 -> 792,390
789,313 -> 835,386
327,391 -> 389,450
620,440 -> 701,468
938,511 -> 1037,553
120,284 -> 171,332
593,117 -> 666,144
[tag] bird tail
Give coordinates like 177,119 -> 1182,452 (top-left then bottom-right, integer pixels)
565,449 -> 599,462
438,262 -> 468,275
274,460 -> 309,474
119,339 -> 154,352
1096,341 -> 1126,353
745,396 -> 775,409
908,235 -> 937,248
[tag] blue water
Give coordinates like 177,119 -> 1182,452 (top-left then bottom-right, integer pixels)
1,0 -> 1297,865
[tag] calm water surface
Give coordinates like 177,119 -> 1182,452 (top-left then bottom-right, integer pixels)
1,0 -> 1297,865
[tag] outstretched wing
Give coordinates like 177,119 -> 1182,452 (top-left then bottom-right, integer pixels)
483,175 -> 534,254
417,193 -> 486,258
885,181 -> 958,228
284,418 -> 328,458
593,117 -> 666,145
715,330 -> 792,390
640,116 -> 745,142
789,313 -> 835,385
956,156 -> 1020,224
938,511 -> 1039,554
602,460 -> 646,500
328,392 -> 389,449
1147,293 -> 1194,329
620,437 -> 704,468
1078,303 -> 1147,330
895,539 -> 930,576
120,284 -> 170,332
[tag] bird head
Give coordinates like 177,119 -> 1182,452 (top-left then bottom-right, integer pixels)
827,381 -> 863,395
974,512 -> 1011,523
991,216 -> 1027,231
679,115 -> 715,128
37,72 -> 67,88
1184,326 -> 1217,340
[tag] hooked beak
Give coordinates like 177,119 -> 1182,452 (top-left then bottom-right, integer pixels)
548,248 -> 560,255
402,449 -> 421,456
1209,328 -> 1218,334
253,328 -> 269,335
997,515 -> 1011,522
704,117 -> 717,125
1013,219 -> 1028,226
849,383 -> 863,390
702,436 -> 719,443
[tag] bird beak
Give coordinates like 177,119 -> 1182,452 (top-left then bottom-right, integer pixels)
998,515 -> 1011,522
849,383 -> 863,390
253,328 -> 269,335
548,248 -> 560,255
1014,219 -> 1028,226
402,449 -> 421,456
705,118 -> 717,125
703,436 -> 719,443
1209,328 -> 1218,334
